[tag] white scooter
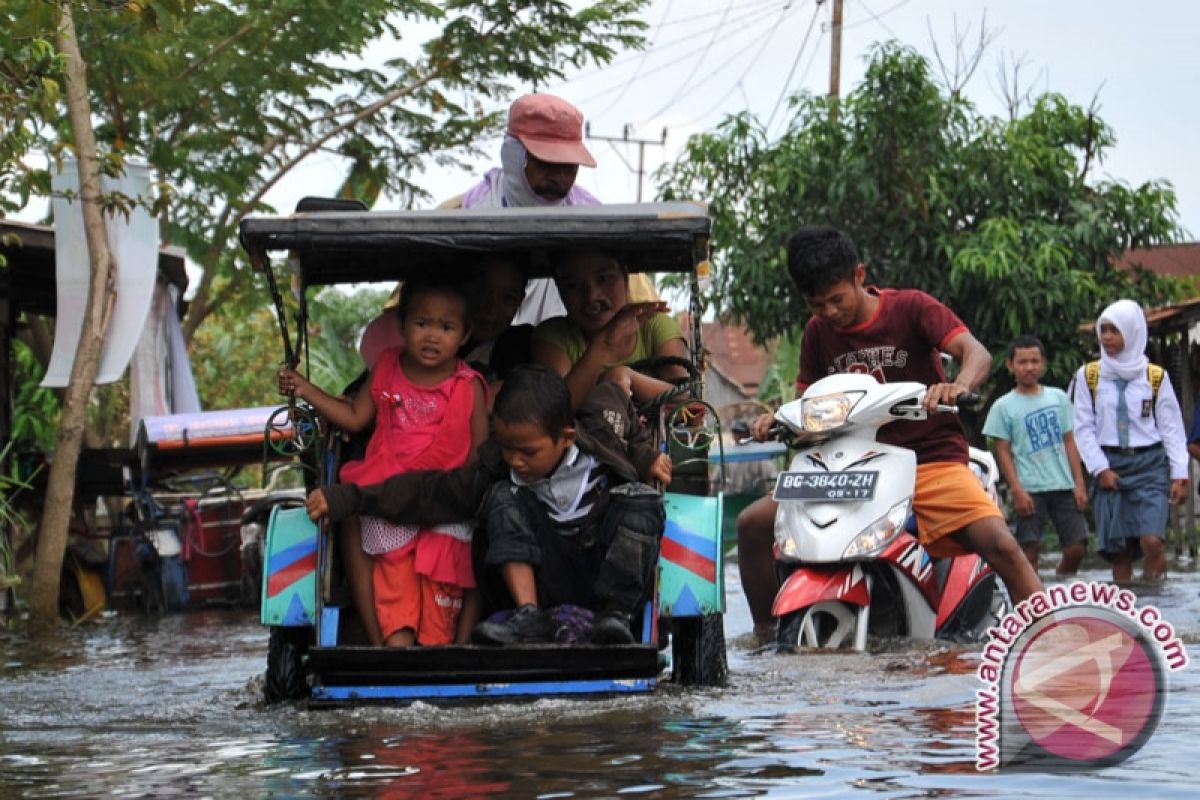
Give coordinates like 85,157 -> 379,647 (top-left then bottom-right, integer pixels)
757,372 -> 1004,652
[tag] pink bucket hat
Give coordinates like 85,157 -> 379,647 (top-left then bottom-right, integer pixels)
507,94 -> 597,167
359,310 -> 405,370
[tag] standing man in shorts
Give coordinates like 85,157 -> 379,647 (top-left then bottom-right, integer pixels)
983,335 -> 1090,576
737,226 -> 1043,645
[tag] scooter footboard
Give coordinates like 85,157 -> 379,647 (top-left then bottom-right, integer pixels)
773,564 -> 871,617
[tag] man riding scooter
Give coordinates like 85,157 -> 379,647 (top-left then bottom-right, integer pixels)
737,226 -> 1044,647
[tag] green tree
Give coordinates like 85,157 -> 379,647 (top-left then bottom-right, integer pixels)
659,44 -> 1185,389
191,285 -> 389,411
5,0 -> 647,342
0,25 -> 63,226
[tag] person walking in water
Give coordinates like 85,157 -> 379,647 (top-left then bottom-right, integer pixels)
1070,299 -> 1189,583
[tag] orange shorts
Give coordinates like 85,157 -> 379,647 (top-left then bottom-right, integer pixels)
913,462 -> 1003,558
373,550 -> 463,645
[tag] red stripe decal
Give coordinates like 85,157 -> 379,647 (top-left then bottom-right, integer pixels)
267,552 -> 317,598
661,537 -> 716,583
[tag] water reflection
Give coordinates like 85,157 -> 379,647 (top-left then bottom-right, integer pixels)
0,564 -> 1196,797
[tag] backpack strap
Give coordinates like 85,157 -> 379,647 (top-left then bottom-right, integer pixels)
1084,361 -> 1101,408
1147,363 -> 1165,421
1082,360 -> 1166,417
1147,363 -> 1165,399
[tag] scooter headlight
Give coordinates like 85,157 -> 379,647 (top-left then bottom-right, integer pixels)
842,499 -> 910,559
800,392 -> 862,432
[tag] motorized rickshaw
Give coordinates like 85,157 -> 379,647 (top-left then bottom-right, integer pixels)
239,202 -> 728,705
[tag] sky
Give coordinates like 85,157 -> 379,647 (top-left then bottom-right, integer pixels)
352,0 -> 1198,239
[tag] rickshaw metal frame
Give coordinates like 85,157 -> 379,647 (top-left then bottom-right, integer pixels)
240,202 -> 726,704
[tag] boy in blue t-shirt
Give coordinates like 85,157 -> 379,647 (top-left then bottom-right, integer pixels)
983,335 -> 1090,575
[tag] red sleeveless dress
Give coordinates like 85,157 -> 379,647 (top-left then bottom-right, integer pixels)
340,348 -> 482,588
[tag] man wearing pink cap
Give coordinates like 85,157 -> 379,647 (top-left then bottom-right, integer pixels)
459,93 -> 600,211
445,93 -> 656,323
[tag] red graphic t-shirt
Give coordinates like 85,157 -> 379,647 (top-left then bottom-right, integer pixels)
796,287 -> 969,464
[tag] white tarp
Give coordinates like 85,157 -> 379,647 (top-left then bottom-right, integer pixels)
128,280 -> 202,443
42,159 -> 158,387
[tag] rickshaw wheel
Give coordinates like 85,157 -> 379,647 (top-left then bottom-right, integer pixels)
265,626 -> 312,703
671,614 -> 728,687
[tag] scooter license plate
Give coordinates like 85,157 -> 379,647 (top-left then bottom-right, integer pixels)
773,470 -> 879,501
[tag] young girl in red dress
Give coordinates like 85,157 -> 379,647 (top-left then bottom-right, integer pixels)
278,279 -> 487,646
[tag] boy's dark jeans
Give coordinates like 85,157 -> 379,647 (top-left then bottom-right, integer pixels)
479,481 -> 664,615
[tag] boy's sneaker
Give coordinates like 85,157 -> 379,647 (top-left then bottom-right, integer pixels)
590,609 -> 636,645
471,604 -> 553,645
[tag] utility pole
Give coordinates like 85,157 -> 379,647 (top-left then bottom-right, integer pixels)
829,0 -> 844,122
585,123 -> 667,202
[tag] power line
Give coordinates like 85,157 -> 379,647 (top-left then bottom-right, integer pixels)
768,22 -> 827,138
594,0 -> 677,118
557,0 -> 795,90
765,0 -> 824,130
586,125 -> 669,201
639,1 -> 807,126
654,0 -> 784,30
574,3 -> 793,107
649,1 -> 737,118
855,0 -> 900,38
680,1 -> 809,127
843,0 -> 912,30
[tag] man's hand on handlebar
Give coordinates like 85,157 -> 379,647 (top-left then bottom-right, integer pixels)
922,382 -> 974,413
749,412 -> 776,442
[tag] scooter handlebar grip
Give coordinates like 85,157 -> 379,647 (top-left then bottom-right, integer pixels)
956,392 -> 983,410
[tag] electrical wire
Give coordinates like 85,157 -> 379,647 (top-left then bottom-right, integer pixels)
770,25 -> 827,137
594,0 -> 677,118
765,0 -> 823,130
573,3 -> 794,107
558,0 -> 795,90
677,0 -> 810,128
843,0 -> 912,30
654,0 -> 784,29
642,0 -> 737,118
637,1 -> 808,126
855,0 -> 900,38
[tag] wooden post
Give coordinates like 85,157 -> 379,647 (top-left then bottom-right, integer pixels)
829,0 -> 844,122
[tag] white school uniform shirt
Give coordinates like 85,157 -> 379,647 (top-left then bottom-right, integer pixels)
1069,365 -> 1189,480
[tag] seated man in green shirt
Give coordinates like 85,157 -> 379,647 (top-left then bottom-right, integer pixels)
532,249 -> 690,411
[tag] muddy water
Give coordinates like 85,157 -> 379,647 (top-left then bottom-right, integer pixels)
1,562 -> 1197,798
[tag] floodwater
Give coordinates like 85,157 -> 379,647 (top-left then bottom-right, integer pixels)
1,560 -> 1197,799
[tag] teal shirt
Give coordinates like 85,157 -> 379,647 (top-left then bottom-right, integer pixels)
982,387 -> 1077,493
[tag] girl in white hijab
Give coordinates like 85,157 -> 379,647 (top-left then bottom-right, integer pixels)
1070,299 -> 1189,582
1097,299 -> 1149,382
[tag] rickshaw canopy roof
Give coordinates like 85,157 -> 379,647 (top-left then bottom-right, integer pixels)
239,202 -> 710,287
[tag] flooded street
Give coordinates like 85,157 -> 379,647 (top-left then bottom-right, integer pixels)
2,560 -> 1197,798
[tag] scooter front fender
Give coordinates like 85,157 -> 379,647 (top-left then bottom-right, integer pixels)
772,564 -> 871,618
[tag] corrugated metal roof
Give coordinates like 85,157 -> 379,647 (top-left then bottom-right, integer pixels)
1117,242 -> 1200,277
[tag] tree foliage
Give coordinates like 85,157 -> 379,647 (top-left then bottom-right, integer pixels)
0,28 -> 63,225
191,285 -> 389,411
658,44 -> 1186,388
4,0 -> 647,343
9,340 -> 61,452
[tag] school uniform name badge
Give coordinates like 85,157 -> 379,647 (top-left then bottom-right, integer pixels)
974,581 -> 1188,771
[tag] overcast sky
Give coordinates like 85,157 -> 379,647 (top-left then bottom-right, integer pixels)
273,0 -> 1200,237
